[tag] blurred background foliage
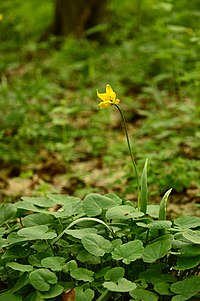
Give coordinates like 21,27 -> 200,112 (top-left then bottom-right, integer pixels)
0,0 -> 199,212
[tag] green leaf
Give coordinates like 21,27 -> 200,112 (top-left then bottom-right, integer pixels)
104,267 -> 125,282
138,220 -> 172,230
174,256 -> 200,269
53,200 -> 83,218
140,158 -> 148,214
1,245 -> 30,262
154,282 -> 173,295
0,293 -> 22,301
65,260 -> 78,272
171,296 -> 188,301
23,213 -> 55,227
17,225 -> 56,240
70,267 -> 94,282
32,241 -> 48,252
150,274 -> 176,285
38,283 -> 63,299
95,266 -> 111,279
147,205 -> 160,218
180,245 -> 200,257
15,200 -> 47,213
21,197 -> 55,207
24,291 -> 44,301
48,194 -> 81,205
0,237 -> 7,248
103,278 -> 136,292
159,188 -> 172,220
28,252 -> 52,268
6,262 -> 33,272
29,268 -> 57,291
65,228 -> 97,239
112,240 -> 144,264
174,216 -> 200,229
75,287 -> 94,301
83,193 -> 116,217
106,205 -> 144,220
77,250 -> 101,264
130,288 -> 159,301
142,234 -> 173,263
151,220 -> 172,229
0,203 -> 17,226
170,276 -> 200,299
82,233 -> 112,256
41,256 -> 66,271
104,193 -> 122,205
139,266 -> 161,283
182,230 -> 200,244
6,232 -> 27,245
0,228 -> 5,235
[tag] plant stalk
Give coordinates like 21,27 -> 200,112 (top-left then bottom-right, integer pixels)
114,104 -> 140,204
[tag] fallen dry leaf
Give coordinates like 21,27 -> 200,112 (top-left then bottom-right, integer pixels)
62,289 -> 75,301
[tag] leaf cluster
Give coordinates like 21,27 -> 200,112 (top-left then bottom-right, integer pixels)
0,194 -> 199,300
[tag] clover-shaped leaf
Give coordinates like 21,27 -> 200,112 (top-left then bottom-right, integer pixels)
0,204 -> 17,226
17,225 -> 56,240
130,288 -> 159,301
83,193 -> 116,217
182,230 -> 200,244
103,278 -> 136,292
65,228 -> 97,239
29,268 -> 57,291
170,276 -> 200,299
41,256 -> 66,271
106,205 -> 143,220
82,233 -> 112,256
112,240 -> 144,264
142,234 -> 173,263
174,216 -> 200,229
70,268 -> 94,282
38,284 -> 63,299
6,262 -> 33,272
104,267 -> 125,282
75,287 -> 94,301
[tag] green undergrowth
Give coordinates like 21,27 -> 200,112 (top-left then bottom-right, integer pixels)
0,193 -> 199,300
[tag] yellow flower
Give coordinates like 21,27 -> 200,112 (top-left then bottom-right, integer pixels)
97,84 -> 120,108
0,14 -> 3,21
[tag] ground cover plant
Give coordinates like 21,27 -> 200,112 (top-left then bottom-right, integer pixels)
0,0 -> 200,211
0,84 -> 199,300
0,192 -> 200,300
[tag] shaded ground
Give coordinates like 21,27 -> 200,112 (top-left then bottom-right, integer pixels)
1,96 -> 199,218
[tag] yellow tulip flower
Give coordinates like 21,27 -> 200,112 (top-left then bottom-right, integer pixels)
97,84 -> 120,108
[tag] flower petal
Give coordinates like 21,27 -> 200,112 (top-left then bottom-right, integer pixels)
97,90 -> 110,101
98,101 -> 112,108
106,84 -> 114,94
115,99 -> 120,104
106,84 -> 116,101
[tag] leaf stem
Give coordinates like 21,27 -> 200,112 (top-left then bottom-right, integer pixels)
114,104 -> 140,203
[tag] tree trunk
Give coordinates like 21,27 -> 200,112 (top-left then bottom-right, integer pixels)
41,0 -> 107,40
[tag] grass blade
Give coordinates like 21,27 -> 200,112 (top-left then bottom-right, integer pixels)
140,159 -> 148,214
159,188 -> 172,220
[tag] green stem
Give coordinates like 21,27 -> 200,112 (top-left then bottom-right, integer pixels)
114,104 -> 140,203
